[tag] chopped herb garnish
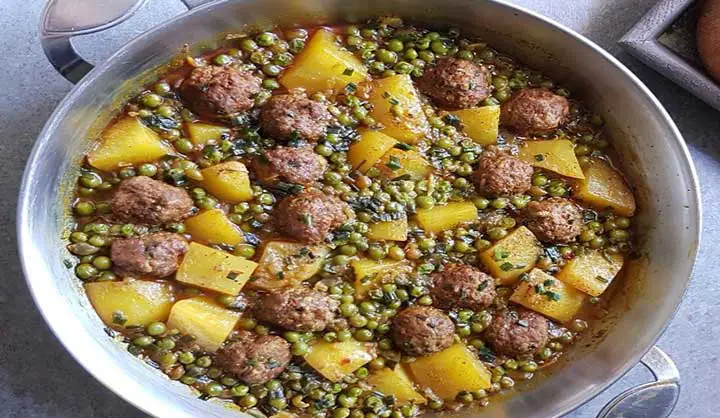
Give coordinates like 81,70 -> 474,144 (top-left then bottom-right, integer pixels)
63,259 -> 73,269
442,114 -> 461,127
596,275 -> 609,283
499,262 -> 515,271
519,272 -> 530,282
112,311 -> 127,326
534,284 -> 546,294
389,97 -> 400,105
297,247 -> 311,257
534,154 -> 545,162
543,279 -> 555,287
276,271 -> 285,280
385,156 -> 402,171
517,319 -> 529,327
493,248 -> 510,261
227,271 -> 239,281
545,291 -> 562,302
394,142 -> 412,151
477,281 -> 489,291
343,68 -> 355,76
300,213 -> 313,226
382,91 -> 391,99
345,82 -> 357,93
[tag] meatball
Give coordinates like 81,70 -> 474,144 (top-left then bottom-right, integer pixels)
392,306 -> 455,356
215,332 -> 291,385
252,146 -> 327,185
525,197 -> 583,243
472,146 -> 533,196
180,66 -> 262,117
417,58 -> 492,109
484,308 -> 549,357
254,287 -> 340,332
430,264 -> 496,311
259,93 -> 333,142
500,88 -> 569,136
111,176 -> 194,225
111,232 -> 188,278
275,189 -> 352,244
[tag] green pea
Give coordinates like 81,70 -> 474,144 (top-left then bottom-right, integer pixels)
457,49 -> 474,60
70,231 -> 88,243
416,195 -> 436,209
234,244 -> 256,259
153,82 -> 171,95
403,48 -> 418,60
174,138 -> 193,153
75,263 -> 97,280
262,64 -> 282,77
284,332 -> 301,344
417,238 -> 435,251
488,227 -> 508,241
288,38 -> 305,53
133,335 -> 153,347
430,39 -> 449,55
367,246 -> 386,260
417,295 -> 433,305
615,217 -> 631,229
292,341 -> 310,356
178,351 -> 195,364
256,32 -> 277,46
74,201 -> 95,216
80,172 -> 102,188
136,163 -> 157,177
418,50 -> 435,63
145,321 -> 166,336
262,78 -> 280,90
238,394 -> 258,407
92,256 -> 112,270
142,94 -> 163,108
232,384 -> 249,397
610,229 -> 630,241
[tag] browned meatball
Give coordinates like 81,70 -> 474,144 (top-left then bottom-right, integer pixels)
417,58 -> 492,109
275,189 -> 352,244
180,66 -> 262,117
500,88 -> 569,136
472,146 -> 533,196
111,176 -> 194,225
525,197 -> 582,243
392,306 -> 455,356
215,331 -> 291,385
430,264 -> 496,311
111,232 -> 188,278
252,146 -> 327,185
259,93 -> 333,142
254,287 -> 340,332
484,308 -> 549,357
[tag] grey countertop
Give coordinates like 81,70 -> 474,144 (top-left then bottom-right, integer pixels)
1,0 -> 719,417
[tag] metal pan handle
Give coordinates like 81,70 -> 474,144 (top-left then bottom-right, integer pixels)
39,0 -> 214,84
597,346 -> 680,418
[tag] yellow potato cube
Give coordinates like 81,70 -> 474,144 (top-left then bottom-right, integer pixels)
348,129 -> 398,173
167,297 -> 240,352
479,226 -> 541,284
88,117 -> 173,172
573,158 -> 636,216
415,201 -> 478,233
186,122 -> 231,146
352,258 -> 412,298
369,74 -> 429,143
304,340 -> 375,382
374,148 -> 432,180
201,161 -> 253,203
85,279 -> 174,329
366,218 -> 408,241
557,251 -> 624,296
510,268 -> 585,323
407,343 -> 492,400
367,366 -> 426,405
249,241 -> 329,290
279,29 -> 368,94
447,105 -> 500,145
185,209 -> 244,246
176,242 -> 257,295
517,139 -> 585,179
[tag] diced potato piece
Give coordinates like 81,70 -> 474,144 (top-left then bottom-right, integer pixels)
557,251 -> 624,296
186,122 -> 231,146
573,158 -> 636,216
517,139 -> 585,179
510,268 -> 585,323
348,129 -> 398,173
201,161 -> 253,203
366,218 -> 408,241
369,75 -> 429,143
88,117 -> 173,172
167,297 -> 240,352
304,340 -> 375,382
407,343 -> 492,400
447,105 -> 500,145
352,258 -> 412,298
479,226 -> 541,285
176,242 -> 257,295
185,209 -> 244,246
85,280 -> 174,329
374,148 -> 432,180
249,241 -> 329,290
367,366 -> 426,405
415,201 -> 478,233
279,29 -> 368,94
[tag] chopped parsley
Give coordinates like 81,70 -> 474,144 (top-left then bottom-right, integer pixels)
389,97 -> 400,105
227,271 -> 239,281
344,82 -> 357,93
442,113 -> 461,127
394,142 -> 412,151
499,262 -> 515,271
300,213 -> 313,226
477,281 -> 489,291
343,68 -> 355,76
534,154 -> 545,162
596,275 -> 609,283
493,248 -> 510,261
385,156 -> 402,171
112,311 -> 127,326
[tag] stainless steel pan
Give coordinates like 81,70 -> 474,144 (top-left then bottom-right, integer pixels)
19,0 -> 701,417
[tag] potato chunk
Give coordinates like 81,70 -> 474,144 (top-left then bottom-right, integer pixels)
201,161 -> 253,203
510,268 -> 585,323
348,129 -> 398,173
279,29 -> 368,94
304,340 -> 375,382
249,241 -> 329,290
352,258 -> 412,298
407,343 -> 492,400
479,226 -> 541,285
517,139 -> 585,179
167,297 -> 240,352
374,148 -> 432,180
369,75 -> 430,143
85,280 -> 174,329
186,122 -> 230,146
176,242 -> 258,295
447,105 -> 500,145
88,117 -> 173,172
557,251 -> 624,296
366,218 -> 408,241
367,366 -> 426,405
415,201 -> 478,233
185,209 -> 244,246
573,158 -> 636,216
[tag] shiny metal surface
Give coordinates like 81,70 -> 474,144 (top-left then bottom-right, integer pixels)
19,0 -> 701,417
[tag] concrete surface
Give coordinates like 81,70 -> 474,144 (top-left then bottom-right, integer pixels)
0,0 -> 718,417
